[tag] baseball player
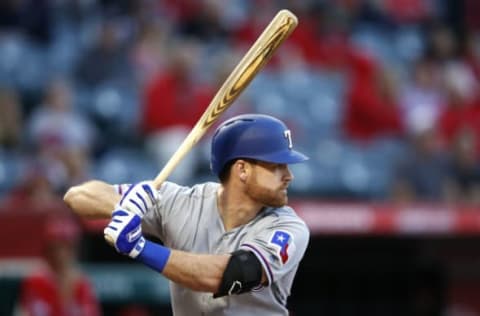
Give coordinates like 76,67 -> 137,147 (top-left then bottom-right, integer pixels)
64,114 -> 310,315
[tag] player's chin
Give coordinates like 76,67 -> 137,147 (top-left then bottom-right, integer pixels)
280,189 -> 289,202
267,192 -> 288,208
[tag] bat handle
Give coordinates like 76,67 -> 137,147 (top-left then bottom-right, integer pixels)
152,131 -> 198,189
152,162 -> 174,189
104,234 -> 114,246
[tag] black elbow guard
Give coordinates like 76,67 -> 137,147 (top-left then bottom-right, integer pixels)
213,250 -> 263,298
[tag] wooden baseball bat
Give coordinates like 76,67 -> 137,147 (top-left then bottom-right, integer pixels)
152,9 -> 298,189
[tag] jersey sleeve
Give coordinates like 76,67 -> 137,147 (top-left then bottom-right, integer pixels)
239,210 -> 310,286
141,181 -> 188,243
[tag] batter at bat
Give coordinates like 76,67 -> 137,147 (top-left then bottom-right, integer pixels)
64,114 -> 310,315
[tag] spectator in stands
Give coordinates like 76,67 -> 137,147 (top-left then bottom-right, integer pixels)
231,1 -> 278,49
0,0 -> 52,45
177,0 -> 230,43
16,211 -> 101,316
382,0 -> 435,24
425,23 -> 458,65
391,123 -> 451,203
75,19 -> 131,87
437,61 -> 480,155
445,129 -> 480,206
130,19 -> 169,86
0,160 -> 66,212
26,78 -> 96,189
296,1 -> 355,70
0,86 -> 23,150
140,39 -> 214,184
465,32 -> 480,80
342,54 -> 405,144
236,1 -> 354,71
399,56 -> 446,136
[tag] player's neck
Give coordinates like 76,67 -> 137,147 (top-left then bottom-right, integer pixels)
217,185 -> 263,231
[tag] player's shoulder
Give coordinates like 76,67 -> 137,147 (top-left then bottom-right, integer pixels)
261,205 -> 309,230
263,204 -> 301,218
160,181 -> 220,199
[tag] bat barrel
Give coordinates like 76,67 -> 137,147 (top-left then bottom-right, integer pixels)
152,9 -> 298,189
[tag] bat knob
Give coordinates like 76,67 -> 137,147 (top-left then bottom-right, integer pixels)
104,234 -> 115,246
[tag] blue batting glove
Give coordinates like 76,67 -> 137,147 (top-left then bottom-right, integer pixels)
118,181 -> 159,217
104,209 -> 145,258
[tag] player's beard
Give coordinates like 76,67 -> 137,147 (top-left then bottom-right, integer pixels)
245,171 -> 288,208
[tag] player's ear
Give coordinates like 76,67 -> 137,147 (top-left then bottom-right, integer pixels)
235,160 -> 248,182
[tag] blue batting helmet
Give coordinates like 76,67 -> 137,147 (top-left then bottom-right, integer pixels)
210,114 -> 309,176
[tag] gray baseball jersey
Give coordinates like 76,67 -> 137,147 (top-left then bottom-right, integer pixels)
137,181 -> 309,316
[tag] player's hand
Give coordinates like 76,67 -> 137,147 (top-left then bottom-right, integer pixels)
118,181 -> 159,217
104,209 -> 145,258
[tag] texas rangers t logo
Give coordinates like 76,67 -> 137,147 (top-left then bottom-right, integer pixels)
284,130 -> 292,149
269,230 -> 293,264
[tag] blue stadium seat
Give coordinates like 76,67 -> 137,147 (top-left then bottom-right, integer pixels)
0,151 -> 26,196
251,89 -> 290,119
393,26 -> 425,65
289,163 -> 316,193
73,84 -> 94,114
93,82 -> 140,124
21,47 -> 50,91
363,138 -> 408,198
302,71 -> 347,139
304,139 -> 396,199
248,72 -> 280,97
93,147 -> 158,184
277,68 -> 317,103
332,139 -> 408,199
0,35 -> 25,86
351,24 -> 399,66
302,139 -> 346,196
48,21 -> 83,75
248,72 -> 284,114
0,35 -> 48,90
336,142 -> 372,197
75,81 -> 142,143
306,91 -> 343,137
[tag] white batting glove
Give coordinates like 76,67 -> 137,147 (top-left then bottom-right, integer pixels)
118,181 -> 159,217
104,209 -> 145,258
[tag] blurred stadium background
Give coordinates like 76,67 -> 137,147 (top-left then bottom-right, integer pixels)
0,0 -> 480,315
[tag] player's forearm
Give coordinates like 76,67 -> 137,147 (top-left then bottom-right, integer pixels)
63,180 -> 120,219
162,250 -> 230,293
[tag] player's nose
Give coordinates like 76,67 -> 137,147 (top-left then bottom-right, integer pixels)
283,165 -> 293,182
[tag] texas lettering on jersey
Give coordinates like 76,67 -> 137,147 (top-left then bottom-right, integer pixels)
269,230 -> 294,264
